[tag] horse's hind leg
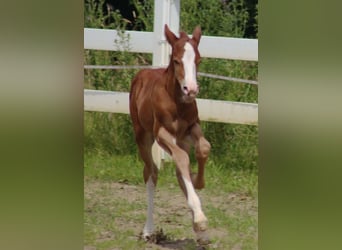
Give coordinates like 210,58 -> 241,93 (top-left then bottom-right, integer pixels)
135,130 -> 158,240
190,123 -> 211,189
176,123 -> 210,190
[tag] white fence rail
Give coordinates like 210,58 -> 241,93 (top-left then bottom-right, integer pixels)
84,28 -> 258,62
83,26 -> 259,125
84,90 -> 258,125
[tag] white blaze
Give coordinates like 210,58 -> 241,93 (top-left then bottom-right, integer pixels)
181,42 -> 198,94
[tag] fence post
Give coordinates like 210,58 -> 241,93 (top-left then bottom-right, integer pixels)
152,0 -> 180,168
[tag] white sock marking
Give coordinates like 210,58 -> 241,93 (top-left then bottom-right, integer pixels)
182,176 -> 206,223
143,176 -> 155,237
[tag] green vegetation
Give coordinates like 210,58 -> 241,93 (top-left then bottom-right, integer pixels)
84,1 -> 258,248
84,0 -> 258,170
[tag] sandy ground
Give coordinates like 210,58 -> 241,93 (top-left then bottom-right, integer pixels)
84,179 -> 257,250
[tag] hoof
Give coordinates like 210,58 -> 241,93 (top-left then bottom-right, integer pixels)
141,229 -> 156,243
196,230 -> 211,246
191,173 -> 205,189
193,219 -> 208,233
193,219 -> 209,245
141,232 -> 155,243
140,228 -> 168,244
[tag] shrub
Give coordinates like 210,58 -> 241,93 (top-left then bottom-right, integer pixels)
84,0 -> 258,170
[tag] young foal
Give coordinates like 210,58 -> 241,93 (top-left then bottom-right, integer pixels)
129,25 -> 211,243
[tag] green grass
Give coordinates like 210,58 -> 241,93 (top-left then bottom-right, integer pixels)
84,152 -> 258,249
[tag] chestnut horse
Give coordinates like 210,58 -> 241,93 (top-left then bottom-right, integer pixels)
129,24 -> 211,243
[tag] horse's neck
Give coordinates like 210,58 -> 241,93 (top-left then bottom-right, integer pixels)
165,65 -> 181,102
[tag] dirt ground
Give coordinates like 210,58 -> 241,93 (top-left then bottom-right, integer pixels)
84,179 -> 257,250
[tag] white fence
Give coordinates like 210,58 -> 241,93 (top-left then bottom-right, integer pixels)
84,90 -> 258,125
84,29 -> 258,124
84,28 -> 258,61
84,0 -> 258,165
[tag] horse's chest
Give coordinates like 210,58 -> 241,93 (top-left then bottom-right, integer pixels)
177,104 -> 198,124
173,119 -> 189,137
175,111 -> 197,138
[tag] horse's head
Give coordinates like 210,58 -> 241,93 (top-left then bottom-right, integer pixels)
165,24 -> 202,103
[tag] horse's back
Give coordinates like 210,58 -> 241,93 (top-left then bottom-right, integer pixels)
130,68 -> 165,100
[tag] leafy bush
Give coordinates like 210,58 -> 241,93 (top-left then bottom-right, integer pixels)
84,0 -> 258,170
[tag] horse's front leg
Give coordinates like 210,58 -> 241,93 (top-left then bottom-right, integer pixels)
156,126 -> 209,243
135,131 -> 158,240
190,123 -> 211,190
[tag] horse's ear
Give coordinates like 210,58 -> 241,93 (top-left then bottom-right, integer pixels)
192,26 -> 202,46
164,24 -> 178,46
